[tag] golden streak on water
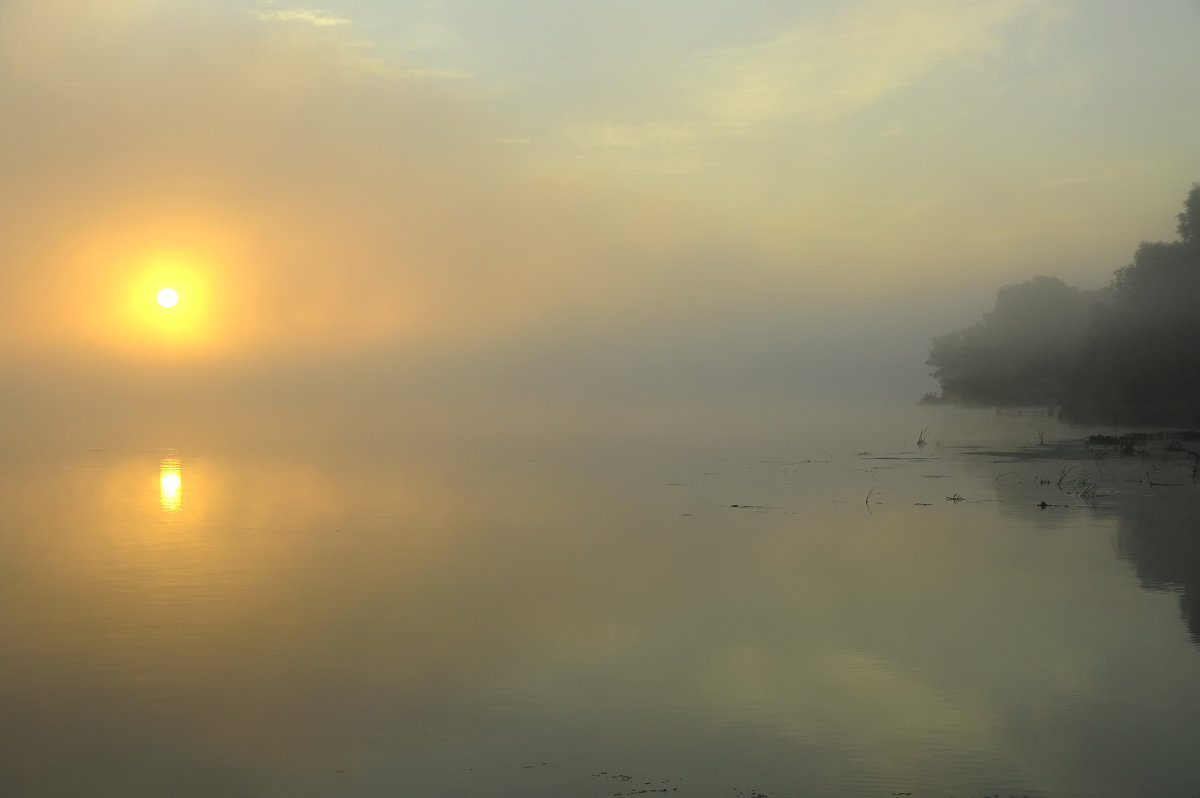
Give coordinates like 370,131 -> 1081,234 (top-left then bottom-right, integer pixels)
160,457 -> 182,513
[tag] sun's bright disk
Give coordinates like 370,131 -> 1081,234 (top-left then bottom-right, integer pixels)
157,288 -> 179,308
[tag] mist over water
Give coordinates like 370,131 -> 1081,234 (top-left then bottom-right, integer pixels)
0,317 -> 940,453
4,399 -> 1200,798
4,1 -> 1200,795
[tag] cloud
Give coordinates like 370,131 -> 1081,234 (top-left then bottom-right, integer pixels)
393,66 -> 473,80
1034,161 -> 1155,189
557,122 -> 708,174
2,0 -> 1185,430
0,0 -> 803,367
0,0 -> 157,72
551,0 -> 1050,169
254,8 -> 351,27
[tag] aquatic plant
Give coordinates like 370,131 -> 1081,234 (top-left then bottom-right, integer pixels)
1055,466 -> 1074,489
1050,465 -> 1107,501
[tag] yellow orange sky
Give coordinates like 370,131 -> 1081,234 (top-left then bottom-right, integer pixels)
1,0 -> 1198,377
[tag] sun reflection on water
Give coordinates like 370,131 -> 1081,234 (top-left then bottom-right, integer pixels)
160,457 -> 182,513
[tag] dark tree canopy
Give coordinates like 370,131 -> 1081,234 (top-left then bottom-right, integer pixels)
926,277 -> 1100,407
1177,182 -> 1200,244
926,183 -> 1200,426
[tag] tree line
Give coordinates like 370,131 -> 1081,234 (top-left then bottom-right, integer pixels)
925,183 -> 1200,426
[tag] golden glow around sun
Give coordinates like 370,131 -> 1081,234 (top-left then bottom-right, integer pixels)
50,222 -> 259,357
114,248 -> 228,354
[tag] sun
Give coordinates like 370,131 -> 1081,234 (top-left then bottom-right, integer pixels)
157,287 -> 179,308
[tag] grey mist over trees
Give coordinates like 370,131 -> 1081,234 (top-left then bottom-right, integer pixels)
925,183 -> 1200,427
926,277 -> 1106,407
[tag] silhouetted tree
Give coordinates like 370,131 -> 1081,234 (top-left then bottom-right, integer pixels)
928,183 -> 1200,426
1176,182 -> 1200,245
926,277 -> 1100,406
1067,189 -> 1200,425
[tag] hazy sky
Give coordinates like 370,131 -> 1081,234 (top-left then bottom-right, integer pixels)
2,0 -> 1199,432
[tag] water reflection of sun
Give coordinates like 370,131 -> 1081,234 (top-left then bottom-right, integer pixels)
160,457 -> 182,513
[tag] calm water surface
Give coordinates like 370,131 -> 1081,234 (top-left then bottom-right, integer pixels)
2,407 -> 1198,797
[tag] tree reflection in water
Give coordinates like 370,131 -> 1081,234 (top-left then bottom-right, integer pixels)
1115,491 -> 1200,647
